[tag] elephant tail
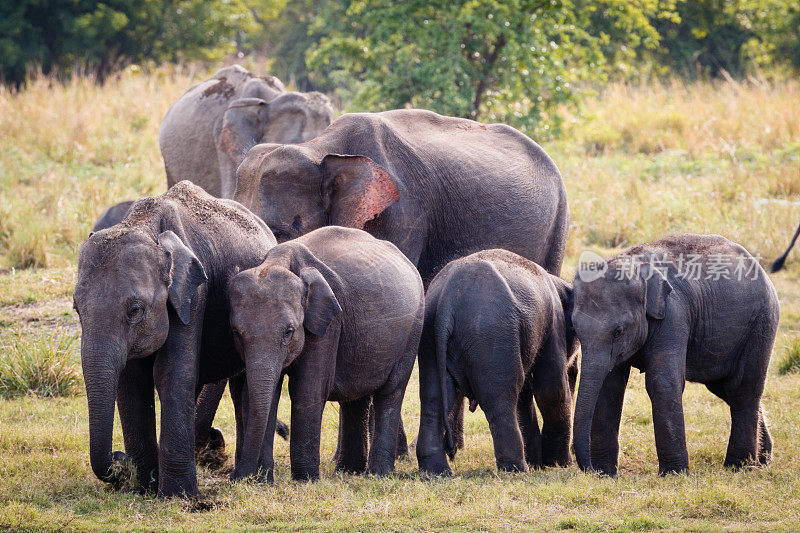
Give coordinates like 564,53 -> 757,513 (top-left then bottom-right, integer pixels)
772,221 -> 800,272
435,297 -> 456,460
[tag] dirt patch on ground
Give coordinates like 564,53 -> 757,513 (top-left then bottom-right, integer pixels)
0,297 -> 79,337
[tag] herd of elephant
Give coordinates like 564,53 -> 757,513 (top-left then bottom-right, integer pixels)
76,65 -> 793,499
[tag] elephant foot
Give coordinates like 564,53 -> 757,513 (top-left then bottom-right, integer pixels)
417,455 -> 452,477
195,427 -> 228,470
497,459 -> 528,473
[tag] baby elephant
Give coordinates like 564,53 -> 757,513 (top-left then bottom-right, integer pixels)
228,226 -> 424,481
572,234 -> 779,476
416,250 -> 579,475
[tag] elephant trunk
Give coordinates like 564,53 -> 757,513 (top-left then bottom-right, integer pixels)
239,357 -> 282,476
82,343 -> 124,483
573,359 -> 607,472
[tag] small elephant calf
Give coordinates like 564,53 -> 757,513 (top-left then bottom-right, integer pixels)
227,226 -> 424,481
416,249 -> 579,475
572,234 -> 779,475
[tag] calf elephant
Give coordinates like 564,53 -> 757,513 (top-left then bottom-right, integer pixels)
159,65 -> 334,198
73,181 -> 277,498
771,221 -> 800,272
227,227 -> 424,481
91,200 -> 290,459
572,234 -> 779,476
417,250 -> 579,475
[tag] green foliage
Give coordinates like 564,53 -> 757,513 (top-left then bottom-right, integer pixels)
0,329 -> 82,398
652,0 -> 800,76
306,0 -> 668,136
0,0 -> 258,85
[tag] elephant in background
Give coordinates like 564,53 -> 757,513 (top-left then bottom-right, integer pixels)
92,201 -> 134,232
772,221 -> 800,272
159,64 -> 334,198
572,234 -> 778,476
74,181 -> 277,498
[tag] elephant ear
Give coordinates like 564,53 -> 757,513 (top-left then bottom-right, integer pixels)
218,98 -> 269,169
321,154 -> 400,230
299,267 -> 342,337
158,231 -> 208,325
640,264 -> 672,320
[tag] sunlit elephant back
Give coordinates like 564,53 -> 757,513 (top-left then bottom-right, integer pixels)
159,65 -> 334,198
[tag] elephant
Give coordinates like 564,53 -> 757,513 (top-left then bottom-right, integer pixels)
771,221 -> 800,272
90,200 -> 290,464
92,200 -> 134,231
159,64 -> 334,198
416,250 -> 578,475
571,234 -> 779,476
227,226 -> 424,482
73,181 -> 277,498
234,109 -> 573,447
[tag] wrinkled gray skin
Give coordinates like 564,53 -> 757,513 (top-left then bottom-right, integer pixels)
73,181 -> 277,498
572,234 -> 779,476
771,220 -> 800,272
228,227 -> 424,482
234,109 -> 573,446
417,250 -> 578,475
90,200 -> 290,460
159,64 -> 334,198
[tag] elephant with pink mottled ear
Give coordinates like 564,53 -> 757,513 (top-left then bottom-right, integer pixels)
159,65 -> 334,199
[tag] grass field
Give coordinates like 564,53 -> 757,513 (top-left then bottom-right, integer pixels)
1,68 -> 799,531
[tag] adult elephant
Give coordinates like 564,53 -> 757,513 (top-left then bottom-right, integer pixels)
772,221 -> 800,272
159,65 -> 334,198
73,181 -> 277,498
234,109 -> 570,282
234,109 -> 572,454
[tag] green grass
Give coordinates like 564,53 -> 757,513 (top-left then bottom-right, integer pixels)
777,335 -> 800,375
0,70 -> 799,530
0,329 -> 82,399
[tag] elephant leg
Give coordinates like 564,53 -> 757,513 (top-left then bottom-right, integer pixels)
532,337 -> 573,467
368,387 -> 406,476
588,364 -> 630,476
516,375 -> 541,468
644,347 -> 689,475
117,355 -> 159,492
287,383 -> 326,481
416,331 -> 456,476
153,340 -> 201,497
365,401 -> 409,461
725,401 -> 761,468
194,380 -> 228,468
335,396 -> 371,474
229,372 -> 248,470
478,385 -> 527,473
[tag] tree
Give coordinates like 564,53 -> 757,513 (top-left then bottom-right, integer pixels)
0,0 -> 256,86
306,0 -> 668,136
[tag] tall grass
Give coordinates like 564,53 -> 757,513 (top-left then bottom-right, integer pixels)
777,334 -> 800,375
1,70 -> 799,269
0,329 -> 82,398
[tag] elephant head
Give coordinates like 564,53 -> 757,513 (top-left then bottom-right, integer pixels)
227,263 -> 341,477
571,262 -> 672,472
234,146 -> 400,243
216,92 -> 334,197
73,228 -> 207,483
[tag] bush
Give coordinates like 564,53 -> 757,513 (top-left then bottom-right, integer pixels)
0,329 -> 82,398
777,335 -> 800,375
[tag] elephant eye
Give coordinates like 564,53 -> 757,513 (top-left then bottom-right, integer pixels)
126,302 -> 144,322
612,326 -> 623,339
282,327 -> 295,345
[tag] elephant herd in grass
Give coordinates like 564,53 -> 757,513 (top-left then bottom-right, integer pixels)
79,65 -> 785,499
